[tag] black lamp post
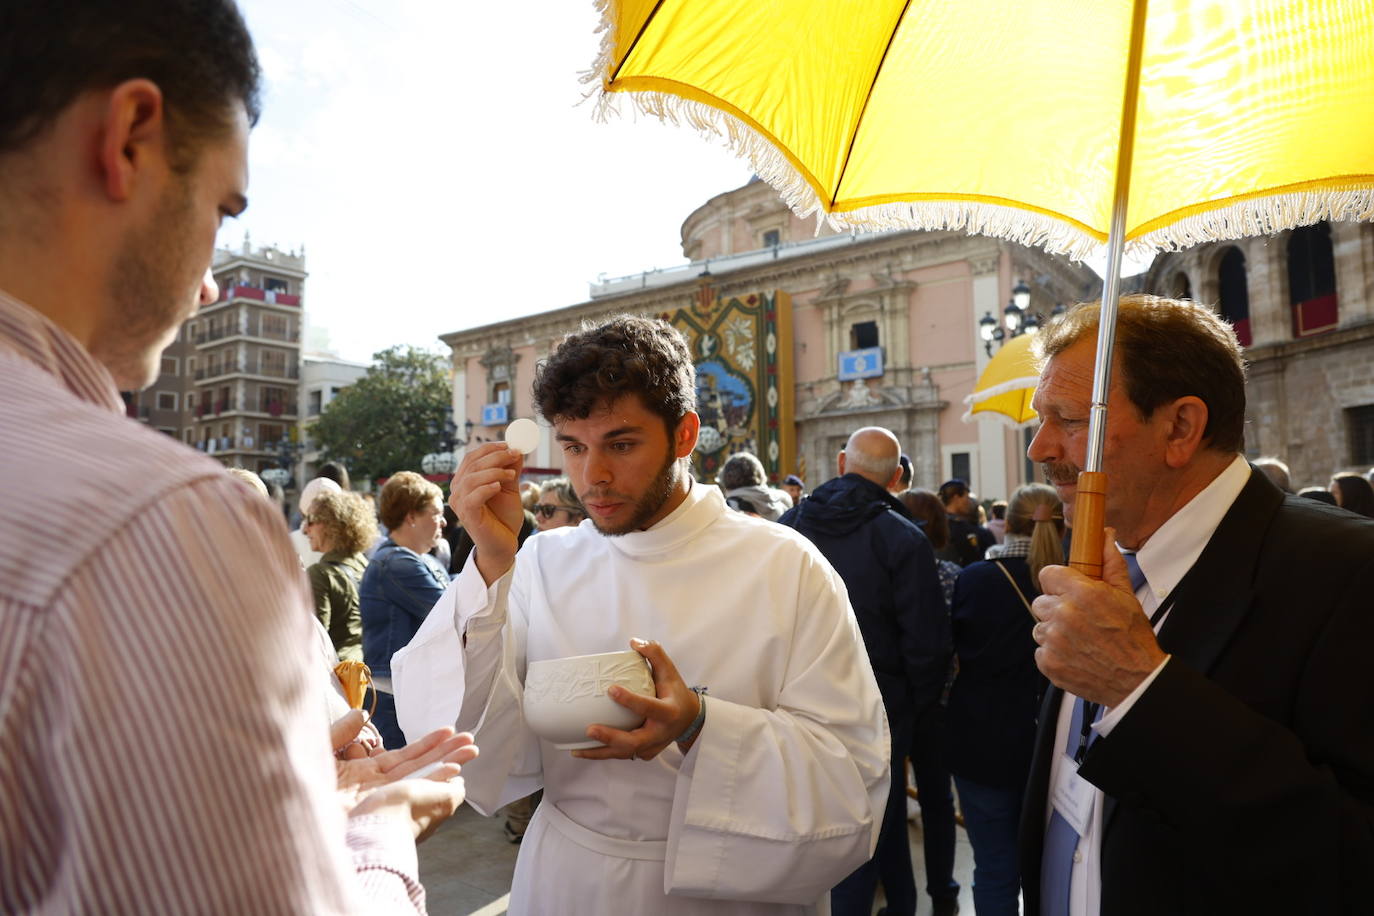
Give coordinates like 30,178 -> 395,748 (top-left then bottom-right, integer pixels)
422,416 -> 478,477
979,279 -> 1050,356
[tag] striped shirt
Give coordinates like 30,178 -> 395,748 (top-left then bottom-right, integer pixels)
0,289 -> 425,913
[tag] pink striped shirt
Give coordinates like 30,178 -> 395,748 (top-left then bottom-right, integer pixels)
0,289 -> 425,913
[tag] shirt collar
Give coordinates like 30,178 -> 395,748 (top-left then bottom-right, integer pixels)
1128,454 -> 1251,602
0,287 -> 123,412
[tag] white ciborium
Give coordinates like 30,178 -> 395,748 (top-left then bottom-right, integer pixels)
523,650 -> 655,750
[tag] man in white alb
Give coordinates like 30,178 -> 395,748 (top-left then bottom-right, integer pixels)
395,315 -> 889,914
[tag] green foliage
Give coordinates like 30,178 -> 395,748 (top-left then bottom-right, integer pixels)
310,345 -> 452,484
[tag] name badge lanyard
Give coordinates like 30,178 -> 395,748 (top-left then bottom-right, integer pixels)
1073,594 -> 1176,764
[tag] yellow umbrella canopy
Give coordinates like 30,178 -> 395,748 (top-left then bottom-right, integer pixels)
596,0 -> 1374,260
595,0 -> 1374,574
963,334 -> 1041,428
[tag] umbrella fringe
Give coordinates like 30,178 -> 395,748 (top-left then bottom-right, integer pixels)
960,406 -> 1040,429
1132,188 -> 1374,253
591,83 -> 1119,259
963,377 -> 1043,405
582,0 -> 618,98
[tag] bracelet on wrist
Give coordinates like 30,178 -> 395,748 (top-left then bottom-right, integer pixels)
677,686 -> 708,746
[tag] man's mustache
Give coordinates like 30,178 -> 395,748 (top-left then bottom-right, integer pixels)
1041,462 -> 1080,486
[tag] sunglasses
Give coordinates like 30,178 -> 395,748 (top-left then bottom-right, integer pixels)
534,503 -> 583,520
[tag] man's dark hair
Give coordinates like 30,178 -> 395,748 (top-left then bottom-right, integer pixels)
718,452 -> 765,490
897,454 -> 912,489
0,0 -> 262,170
1036,295 -> 1247,453
937,479 -> 968,505
533,315 -> 696,434
317,460 -> 351,492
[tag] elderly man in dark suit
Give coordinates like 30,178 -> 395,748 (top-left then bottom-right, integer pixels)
1020,295 -> 1374,915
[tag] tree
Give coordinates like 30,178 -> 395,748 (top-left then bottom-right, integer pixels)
311,345 -> 452,484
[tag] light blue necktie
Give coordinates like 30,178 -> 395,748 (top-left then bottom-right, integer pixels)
1041,553 -> 1147,915
1123,551 -> 1147,594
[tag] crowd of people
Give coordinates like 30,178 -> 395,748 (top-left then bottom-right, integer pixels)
4,3 -> 1374,915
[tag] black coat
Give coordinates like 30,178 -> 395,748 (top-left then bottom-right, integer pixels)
1020,468 -> 1374,914
945,555 -> 1046,789
780,473 -> 951,719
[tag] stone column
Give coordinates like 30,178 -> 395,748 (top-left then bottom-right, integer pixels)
1244,235 -> 1289,346
1332,221 -> 1373,325
969,250 -> 1008,501
451,356 -> 471,465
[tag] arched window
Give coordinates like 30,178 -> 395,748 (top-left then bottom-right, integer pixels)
1217,247 -> 1251,346
1288,221 -> 1338,336
1170,271 -> 1192,299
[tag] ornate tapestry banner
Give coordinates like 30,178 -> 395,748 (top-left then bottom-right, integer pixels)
662,288 -> 794,484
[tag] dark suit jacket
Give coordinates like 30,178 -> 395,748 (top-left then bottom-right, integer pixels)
1020,467 -> 1374,915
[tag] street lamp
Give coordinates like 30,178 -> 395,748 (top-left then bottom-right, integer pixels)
422,416 -> 477,479
266,436 -> 305,490
981,279 -> 1049,356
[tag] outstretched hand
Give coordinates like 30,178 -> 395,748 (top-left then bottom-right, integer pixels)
1030,526 -> 1167,706
449,442 -> 525,584
572,638 -> 702,762
332,715 -> 480,844
335,725 -> 478,801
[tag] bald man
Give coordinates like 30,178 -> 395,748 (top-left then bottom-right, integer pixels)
780,427 -> 952,916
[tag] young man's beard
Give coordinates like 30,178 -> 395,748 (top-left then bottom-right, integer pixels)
584,446 -> 682,537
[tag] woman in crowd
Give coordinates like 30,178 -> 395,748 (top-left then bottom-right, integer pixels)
531,476 -> 586,532
359,471 -> 450,749
1330,471 -> 1374,517
945,483 -> 1061,916
304,490 -> 377,663
899,488 -> 960,607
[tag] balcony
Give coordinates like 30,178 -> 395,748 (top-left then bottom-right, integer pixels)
214,284 -> 301,307
194,358 -> 300,381
195,318 -> 300,347
193,396 -> 298,418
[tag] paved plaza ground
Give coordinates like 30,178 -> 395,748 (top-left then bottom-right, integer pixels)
418,800 -> 978,915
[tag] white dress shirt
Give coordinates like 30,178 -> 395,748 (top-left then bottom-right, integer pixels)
1045,454 -> 1252,915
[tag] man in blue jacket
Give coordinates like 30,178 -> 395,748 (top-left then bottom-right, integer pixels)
781,426 -> 953,916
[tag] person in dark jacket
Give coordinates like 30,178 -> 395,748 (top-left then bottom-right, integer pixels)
780,427 -> 953,916
946,483 -> 1061,915
937,478 -> 996,567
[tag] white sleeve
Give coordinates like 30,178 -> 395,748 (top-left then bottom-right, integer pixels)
448,552 -> 542,816
662,551 -> 890,904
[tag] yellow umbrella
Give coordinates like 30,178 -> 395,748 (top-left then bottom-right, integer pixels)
592,0 -> 1374,575
595,0 -> 1374,258
963,334 -> 1041,428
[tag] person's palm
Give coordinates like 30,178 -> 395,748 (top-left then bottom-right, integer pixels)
332,718 -> 478,803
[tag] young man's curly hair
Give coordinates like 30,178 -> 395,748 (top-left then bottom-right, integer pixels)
533,315 -> 696,433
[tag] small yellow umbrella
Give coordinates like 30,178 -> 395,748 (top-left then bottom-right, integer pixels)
963,334 -> 1041,429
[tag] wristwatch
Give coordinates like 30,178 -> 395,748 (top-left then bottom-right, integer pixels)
676,686 -> 709,746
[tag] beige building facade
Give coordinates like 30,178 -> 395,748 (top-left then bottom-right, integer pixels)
128,241 -> 309,486
1145,220 -> 1374,490
442,180 -> 1099,499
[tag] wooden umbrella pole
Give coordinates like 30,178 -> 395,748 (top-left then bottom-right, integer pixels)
1069,0 -> 1148,579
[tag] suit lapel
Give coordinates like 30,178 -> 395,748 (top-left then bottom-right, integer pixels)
1020,683 -> 1064,902
1153,468 -> 1279,672
1099,467 -> 1280,836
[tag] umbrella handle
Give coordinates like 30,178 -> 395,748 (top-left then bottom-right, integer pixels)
1068,471 -> 1107,579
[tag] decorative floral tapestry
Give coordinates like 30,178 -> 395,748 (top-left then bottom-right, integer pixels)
661,288 -> 794,484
